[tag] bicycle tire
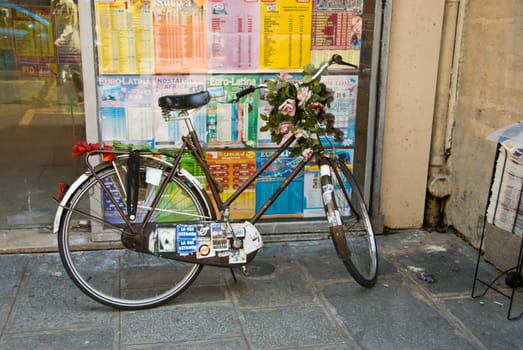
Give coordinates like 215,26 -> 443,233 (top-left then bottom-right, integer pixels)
322,157 -> 378,287
57,155 -> 213,310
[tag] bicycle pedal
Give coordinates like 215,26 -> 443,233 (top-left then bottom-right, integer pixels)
240,265 -> 249,276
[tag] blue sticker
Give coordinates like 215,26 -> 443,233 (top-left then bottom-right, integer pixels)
177,225 -> 198,255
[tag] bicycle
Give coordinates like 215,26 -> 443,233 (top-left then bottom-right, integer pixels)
53,54 -> 378,310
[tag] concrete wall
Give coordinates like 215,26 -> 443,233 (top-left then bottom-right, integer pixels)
445,1 -> 523,246
379,0 -> 445,228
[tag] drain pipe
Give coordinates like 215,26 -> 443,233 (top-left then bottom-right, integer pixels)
425,0 -> 461,229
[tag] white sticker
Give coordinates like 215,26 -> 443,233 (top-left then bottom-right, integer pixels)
146,166 -> 162,186
320,164 -> 331,177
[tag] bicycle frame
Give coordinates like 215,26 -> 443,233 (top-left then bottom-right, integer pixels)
160,113 -> 318,225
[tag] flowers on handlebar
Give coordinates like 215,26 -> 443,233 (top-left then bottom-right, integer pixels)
260,63 -> 343,157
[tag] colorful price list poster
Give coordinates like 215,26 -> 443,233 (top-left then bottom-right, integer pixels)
260,0 -> 312,70
206,150 -> 257,219
152,75 -> 206,147
97,75 -> 154,142
310,5 -> 361,66
95,0 -> 154,74
207,0 -> 260,72
152,1 -> 208,73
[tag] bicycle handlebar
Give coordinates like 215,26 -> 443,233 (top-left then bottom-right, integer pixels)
234,54 -> 357,101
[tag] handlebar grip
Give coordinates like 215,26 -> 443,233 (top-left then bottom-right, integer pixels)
236,86 -> 256,100
331,54 -> 358,69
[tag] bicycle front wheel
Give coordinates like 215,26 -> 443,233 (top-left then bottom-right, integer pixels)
57,156 -> 213,309
324,158 -> 378,287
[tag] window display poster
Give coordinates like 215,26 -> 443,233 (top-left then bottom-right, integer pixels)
255,150 -> 304,216
206,75 -> 259,147
97,75 -> 154,142
260,0 -> 312,70
152,0 -> 208,73
303,149 -> 353,217
153,75 -> 207,147
310,1 -> 361,67
95,0 -> 154,74
206,150 -> 257,219
207,0 -> 260,71
321,74 -> 358,147
94,0 -> 365,73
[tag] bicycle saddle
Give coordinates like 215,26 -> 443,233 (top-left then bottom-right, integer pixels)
158,91 -> 211,111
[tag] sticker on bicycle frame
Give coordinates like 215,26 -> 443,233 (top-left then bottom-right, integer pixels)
326,210 -> 342,226
322,185 -> 334,205
157,227 -> 177,253
177,225 -> 198,255
320,164 -> 331,177
211,223 -> 229,252
229,249 -> 247,264
197,242 -> 213,259
145,166 -> 162,186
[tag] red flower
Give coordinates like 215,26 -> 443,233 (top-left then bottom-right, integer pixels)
72,141 -> 115,162
72,140 -> 90,157
101,144 -> 115,162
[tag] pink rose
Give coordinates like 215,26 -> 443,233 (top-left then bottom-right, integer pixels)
278,99 -> 296,117
277,72 -> 293,82
293,129 -> 309,140
297,87 -> 312,108
275,121 -> 294,135
302,148 -> 314,160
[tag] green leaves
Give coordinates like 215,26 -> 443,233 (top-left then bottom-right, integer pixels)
261,62 -> 342,156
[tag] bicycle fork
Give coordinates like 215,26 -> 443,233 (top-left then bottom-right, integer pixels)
319,158 -> 351,261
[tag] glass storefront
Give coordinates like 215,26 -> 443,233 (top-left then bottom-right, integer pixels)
1,0 -> 378,230
0,0 -> 84,229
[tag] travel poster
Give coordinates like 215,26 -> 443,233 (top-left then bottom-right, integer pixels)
206,75 -> 259,147
97,75 -> 154,143
152,75 -> 207,148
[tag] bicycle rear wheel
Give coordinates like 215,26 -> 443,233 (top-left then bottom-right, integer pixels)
57,155 -> 213,309
323,157 -> 378,287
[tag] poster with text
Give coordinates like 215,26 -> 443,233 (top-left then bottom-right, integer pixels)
206,150 -> 257,219
207,0 -> 260,72
152,1 -> 208,73
152,75 -> 207,148
95,0 -> 154,74
322,74 -> 358,147
206,74 -> 259,147
260,0 -> 312,70
256,150 -> 304,217
97,75 -> 154,143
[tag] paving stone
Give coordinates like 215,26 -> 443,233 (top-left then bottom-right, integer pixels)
121,305 -> 241,345
7,254 -> 113,332
241,305 -> 345,350
0,328 -> 114,350
0,254 -> 26,298
123,338 -> 248,350
324,279 -> 476,350
445,296 -> 523,350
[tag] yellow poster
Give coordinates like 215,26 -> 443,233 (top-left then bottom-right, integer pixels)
260,0 -> 312,70
95,0 -> 154,74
